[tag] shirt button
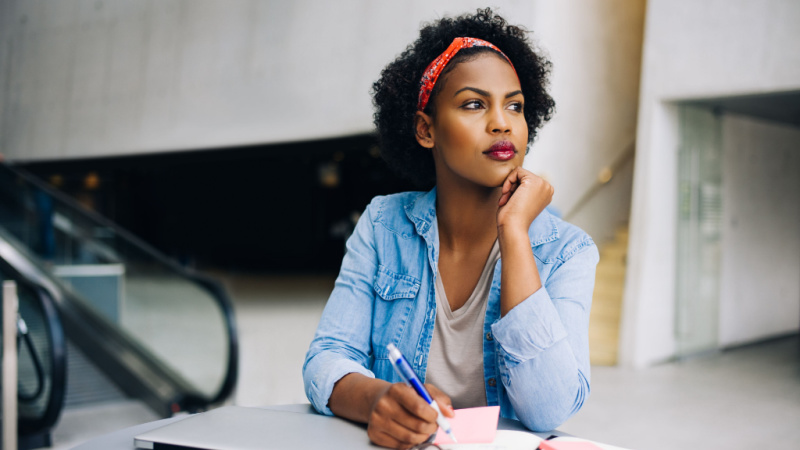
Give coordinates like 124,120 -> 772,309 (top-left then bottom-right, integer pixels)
485,332 -> 493,341
488,378 -> 496,387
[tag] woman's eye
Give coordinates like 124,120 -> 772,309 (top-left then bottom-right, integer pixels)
508,102 -> 524,112
462,100 -> 484,110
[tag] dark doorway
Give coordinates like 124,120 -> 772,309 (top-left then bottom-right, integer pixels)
20,135 -> 417,273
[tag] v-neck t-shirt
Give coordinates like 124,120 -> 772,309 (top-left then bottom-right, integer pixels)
425,240 -> 501,409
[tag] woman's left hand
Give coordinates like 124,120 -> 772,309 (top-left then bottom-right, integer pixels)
497,167 -> 553,234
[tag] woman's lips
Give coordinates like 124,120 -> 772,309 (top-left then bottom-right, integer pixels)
484,141 -> 517,161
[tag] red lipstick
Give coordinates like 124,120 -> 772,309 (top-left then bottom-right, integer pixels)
483,141 -> 517,161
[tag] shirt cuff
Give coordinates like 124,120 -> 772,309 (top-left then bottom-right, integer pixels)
308,357 -> 375,416
490,287 -> 568,366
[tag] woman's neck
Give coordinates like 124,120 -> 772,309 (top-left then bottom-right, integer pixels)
435,178 -> 501,253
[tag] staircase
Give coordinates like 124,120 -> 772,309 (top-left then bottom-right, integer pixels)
589,226 -> 628,366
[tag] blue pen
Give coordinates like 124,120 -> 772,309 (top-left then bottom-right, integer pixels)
387,343 -> 457,443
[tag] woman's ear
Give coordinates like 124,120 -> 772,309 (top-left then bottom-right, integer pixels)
414,111 -> 435,149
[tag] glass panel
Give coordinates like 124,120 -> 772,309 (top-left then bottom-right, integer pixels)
675,106 -> 723,357
0,165 -> 232,399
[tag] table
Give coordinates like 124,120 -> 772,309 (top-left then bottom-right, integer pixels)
71,403 -> 566,449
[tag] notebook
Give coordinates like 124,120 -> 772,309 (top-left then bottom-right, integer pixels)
133,406 -> 370,449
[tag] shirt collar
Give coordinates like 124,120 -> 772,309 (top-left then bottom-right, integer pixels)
404,187 -> 560,247
404,187 -> 438,240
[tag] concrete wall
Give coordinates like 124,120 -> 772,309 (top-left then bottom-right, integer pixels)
719,114 -> 800,347
0,0 -> 536,160
622,0 -> 800,367
0,0 -> 645,238
528,1 -> 644,243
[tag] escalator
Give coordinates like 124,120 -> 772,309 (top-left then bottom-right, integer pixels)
0,162 -> 238,445
0,259 -> 66,448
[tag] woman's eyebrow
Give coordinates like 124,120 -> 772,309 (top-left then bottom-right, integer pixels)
453,87 -> 524,99
454,86 -> 490,97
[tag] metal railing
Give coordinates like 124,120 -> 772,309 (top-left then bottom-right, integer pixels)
0,162 -> 238,416
563,140 -> 636,222
1,262 -> 67,447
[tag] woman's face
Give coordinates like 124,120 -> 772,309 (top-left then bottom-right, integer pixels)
425,52 -> 528,189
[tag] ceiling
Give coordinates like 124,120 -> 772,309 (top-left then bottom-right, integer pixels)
685,90 -> 800,127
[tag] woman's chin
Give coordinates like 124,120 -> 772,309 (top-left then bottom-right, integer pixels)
481,177 -> 509,190
487,166 -> 517,187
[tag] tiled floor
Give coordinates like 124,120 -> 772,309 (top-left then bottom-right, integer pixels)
50,273 -> 800,450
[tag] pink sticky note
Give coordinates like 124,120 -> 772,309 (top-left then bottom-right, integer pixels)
433,406 -> 500,445
539,440 -> 604,450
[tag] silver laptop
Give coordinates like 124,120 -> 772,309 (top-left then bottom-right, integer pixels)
134,406 -> 373,449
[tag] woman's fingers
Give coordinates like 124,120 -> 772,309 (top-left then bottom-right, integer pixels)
502,167 -> 521,193
371,413 -> 433,448
366,383 -> 457,448
369,428 -> 414,449
368,413 -> 432,449
499,168 -> 524,207
367,383 -> 439,448
390,406 -> 437,437
497,166 -> 553,230
392,384 -> 438,423
425,384 -> 455,418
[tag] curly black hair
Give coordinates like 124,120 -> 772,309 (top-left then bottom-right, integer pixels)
372,8 -> 555,188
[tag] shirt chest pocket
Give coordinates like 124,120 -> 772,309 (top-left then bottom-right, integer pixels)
372,265 -> 421,355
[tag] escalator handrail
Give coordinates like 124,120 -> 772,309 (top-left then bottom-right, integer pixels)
2,163 -> 190,277
0,162 -> 238,407
0,258 -> 67,436
1,223 -> 204,417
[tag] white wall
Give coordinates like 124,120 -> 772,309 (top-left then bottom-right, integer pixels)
719,114 -> 800,347
622,0 -> 800,367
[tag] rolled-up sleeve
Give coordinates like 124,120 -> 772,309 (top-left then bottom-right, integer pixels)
491,239 -> 599,431
302,200 -> 380,415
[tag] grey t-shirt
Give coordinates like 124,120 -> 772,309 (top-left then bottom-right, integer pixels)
425,240 -> 501,409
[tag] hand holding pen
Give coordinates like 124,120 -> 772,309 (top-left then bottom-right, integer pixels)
387,344 -> 458,443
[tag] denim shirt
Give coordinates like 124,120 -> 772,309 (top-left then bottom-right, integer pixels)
303,188 -> 599,431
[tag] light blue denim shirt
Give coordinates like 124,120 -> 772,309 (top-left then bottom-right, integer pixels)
303,188 -> 599,431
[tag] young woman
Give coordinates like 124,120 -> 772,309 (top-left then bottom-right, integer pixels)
303,9 -> 599,449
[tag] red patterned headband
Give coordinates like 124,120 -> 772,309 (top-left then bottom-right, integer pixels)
417,37 -> 517,111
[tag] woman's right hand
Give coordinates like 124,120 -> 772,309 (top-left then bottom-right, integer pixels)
367,383 -> 454,449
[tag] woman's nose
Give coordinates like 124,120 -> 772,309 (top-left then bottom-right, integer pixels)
487,106 -> 511,134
